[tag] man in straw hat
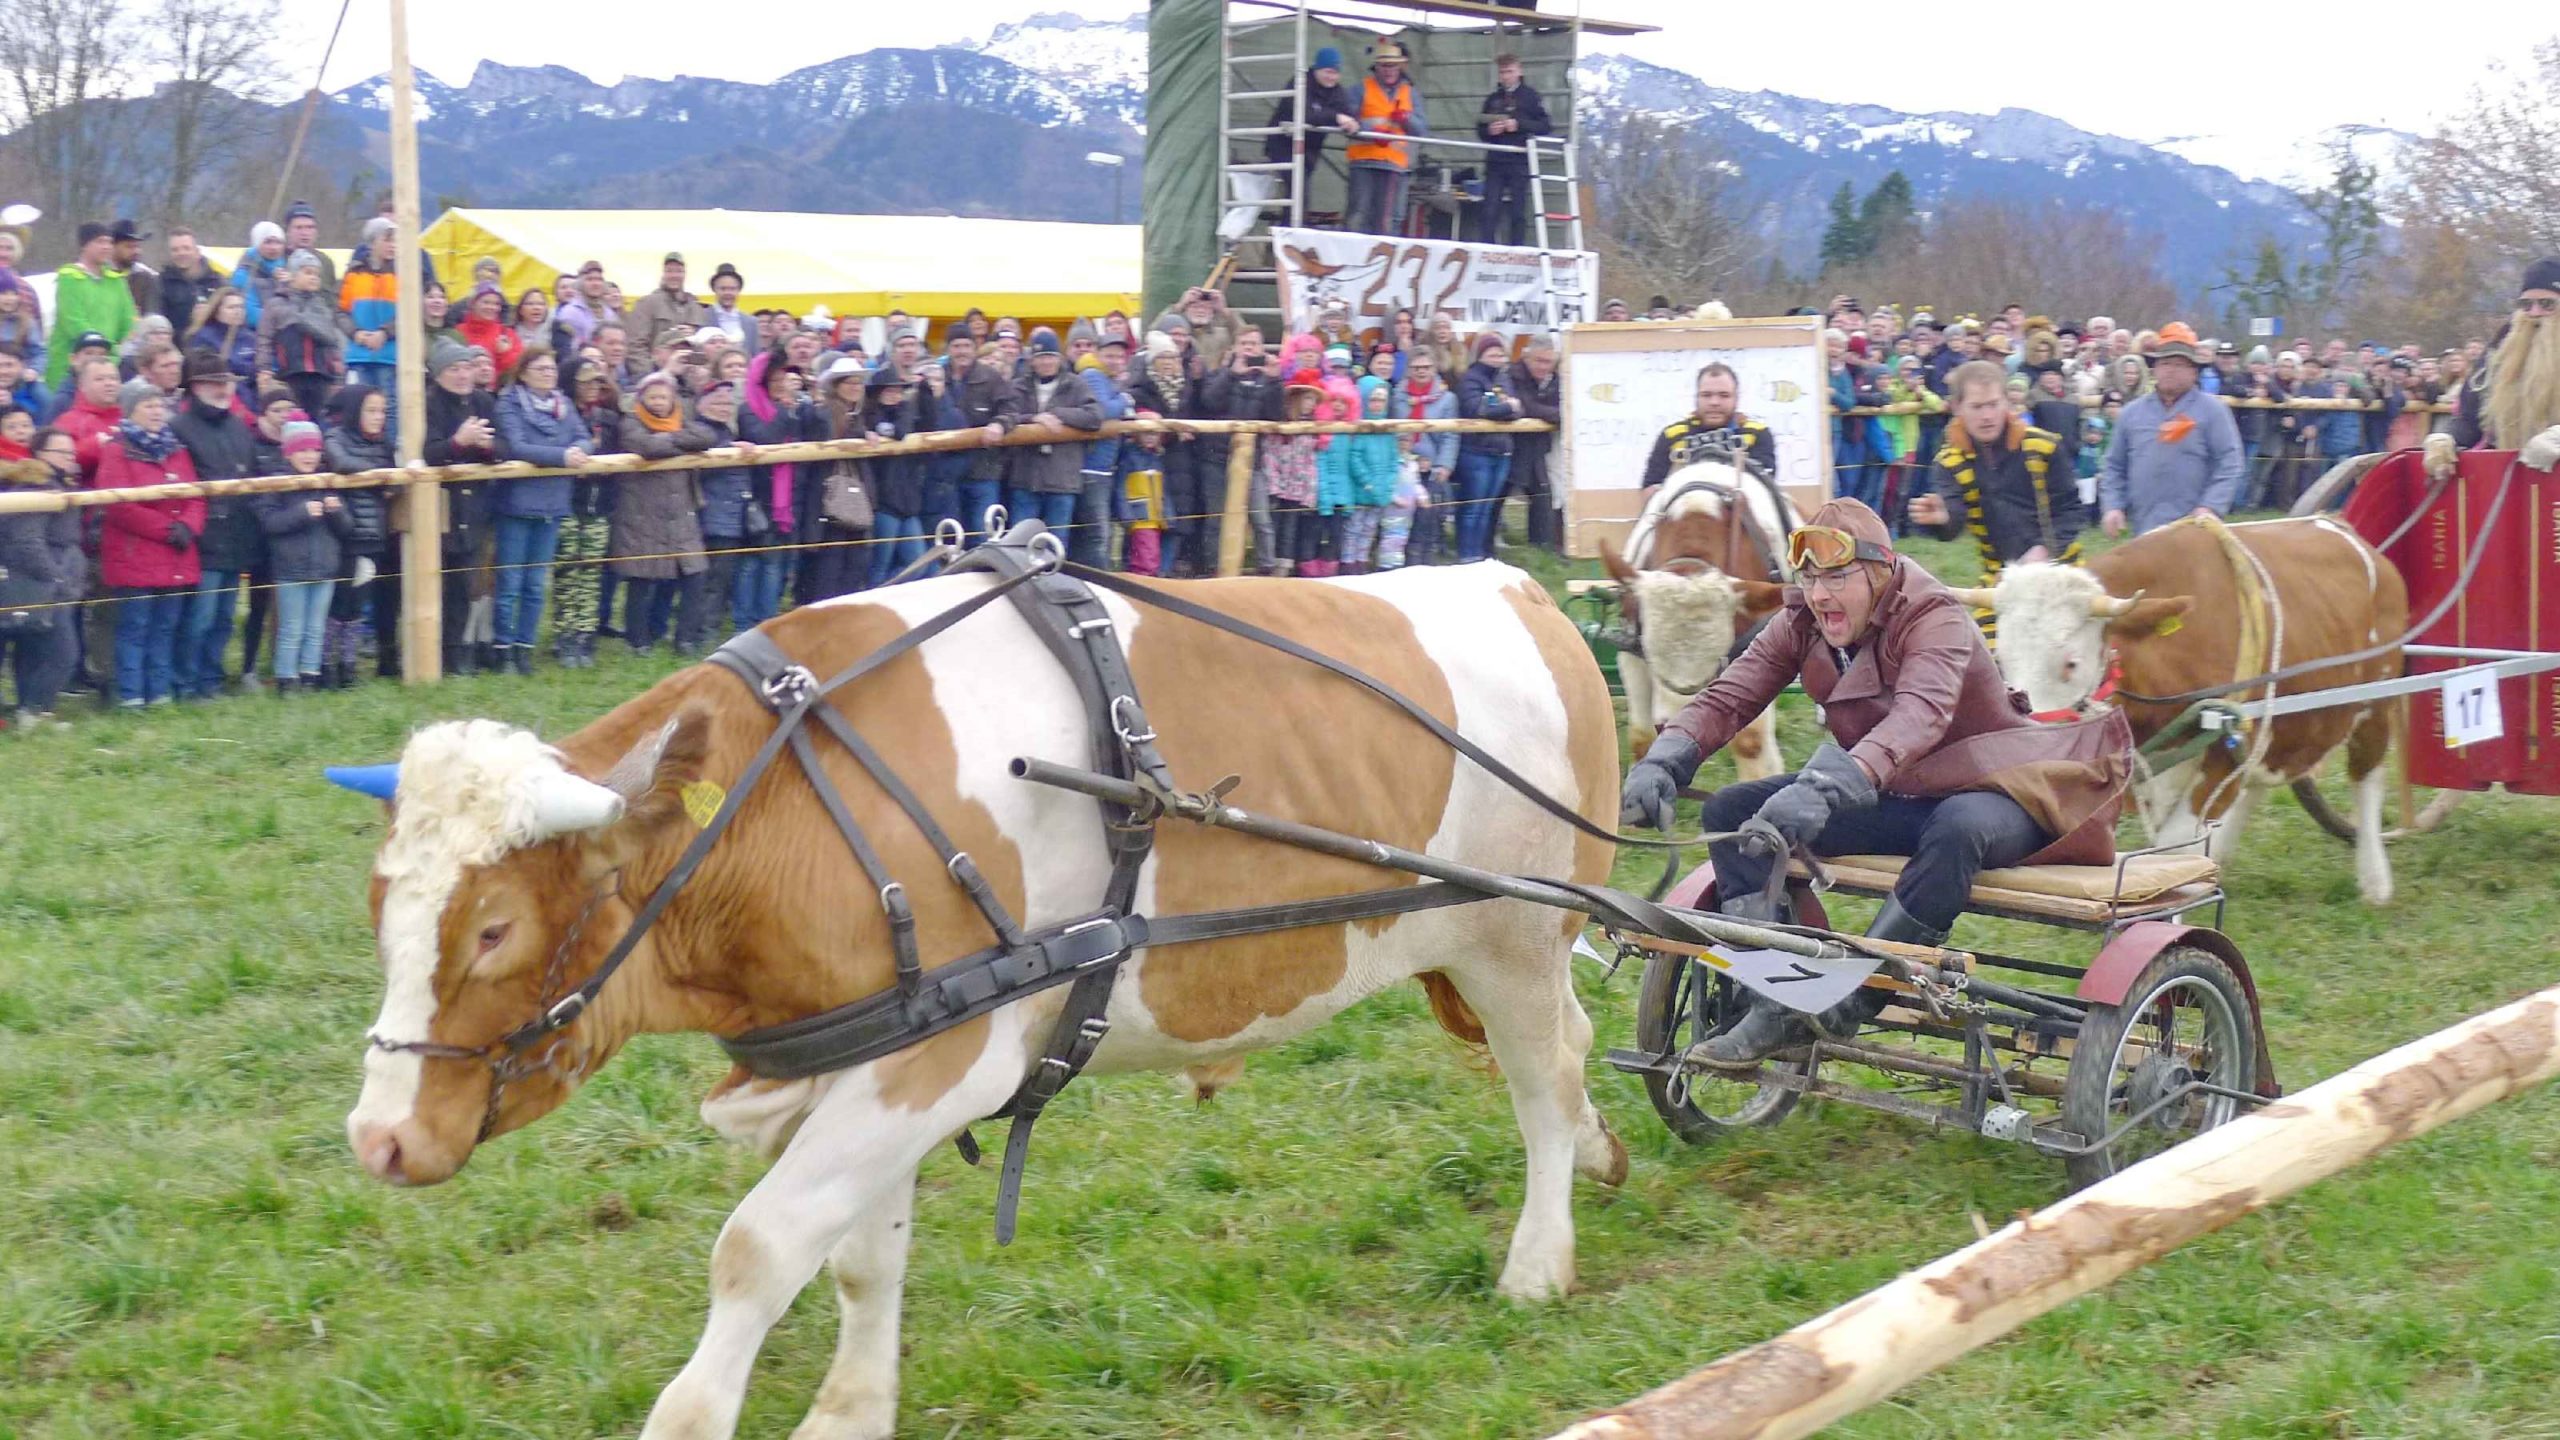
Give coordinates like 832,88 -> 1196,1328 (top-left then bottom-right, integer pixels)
2098,320 -> 2244,537
1344,39 -> 1430,237
2444,257 -> 2560,476
1620,498 -> 2134,1064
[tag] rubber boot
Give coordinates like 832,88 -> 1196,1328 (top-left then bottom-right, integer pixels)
445,643 -> 473,676
510,644 -> 534,677
474,641 -> 498,675
1810,898 -> 1950,1040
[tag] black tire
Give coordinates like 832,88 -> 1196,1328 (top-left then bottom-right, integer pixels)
2060,944 -> 2257,1189
1632,947 -> 1807,1144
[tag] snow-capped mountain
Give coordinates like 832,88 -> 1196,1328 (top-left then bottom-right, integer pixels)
324,10 -> 2327,287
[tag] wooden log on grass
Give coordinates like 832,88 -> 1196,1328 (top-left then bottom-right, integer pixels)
1548,983 -> 2560,1440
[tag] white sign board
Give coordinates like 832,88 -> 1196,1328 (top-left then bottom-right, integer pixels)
1559,318 -> 1834,556
2442,668 -> 2503,748
1270,226 -> 1597,341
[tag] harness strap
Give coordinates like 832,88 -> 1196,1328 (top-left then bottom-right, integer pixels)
784,724 -> 925,996
716,883 -> 1489,1081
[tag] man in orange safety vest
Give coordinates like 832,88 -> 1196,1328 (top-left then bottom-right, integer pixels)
1344,41 -> 1432,237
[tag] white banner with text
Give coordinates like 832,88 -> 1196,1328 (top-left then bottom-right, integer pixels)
1270,227 -> 1597,342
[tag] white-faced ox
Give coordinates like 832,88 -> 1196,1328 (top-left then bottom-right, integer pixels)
1965,516 -> 2407,904
1601,462 -> 1792,780
340,563 -> 1626,1440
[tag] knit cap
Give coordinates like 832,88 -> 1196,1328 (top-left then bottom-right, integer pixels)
1144,330 -> 1179,362
428,337 -> 474,376
118,377 -> 163,416
281,419 -> 323,456
285,248 -> 322,274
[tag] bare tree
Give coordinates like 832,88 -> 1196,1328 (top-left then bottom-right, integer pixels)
0,0 -> 139,231
1586,115 -> 1759,308
143,0 -> 284,223
1824,200 -> 2180,324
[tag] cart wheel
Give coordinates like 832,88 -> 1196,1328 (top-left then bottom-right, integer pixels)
1632,949 -> 1807,1143
2059,945 -> 2257,1188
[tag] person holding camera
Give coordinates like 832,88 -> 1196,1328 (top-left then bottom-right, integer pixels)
1473,54 -> 1552,247
1195,326 -> 1286,570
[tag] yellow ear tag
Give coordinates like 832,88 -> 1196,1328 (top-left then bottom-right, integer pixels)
2154,615 -> 2183,637
681,780 -> 726,829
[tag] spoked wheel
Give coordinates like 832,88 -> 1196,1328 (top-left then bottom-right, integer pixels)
1633,948 -> 1810,1143
2060,945 -> 2257,1188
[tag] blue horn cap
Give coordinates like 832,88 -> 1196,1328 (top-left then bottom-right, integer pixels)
325,763 -> 400,801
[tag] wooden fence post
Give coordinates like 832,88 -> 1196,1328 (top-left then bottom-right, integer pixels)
389,0 -> 438,683
1218,431 -> 1258,578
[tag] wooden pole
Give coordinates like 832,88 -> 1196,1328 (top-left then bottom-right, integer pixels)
1547,983 -> 2560,1440
388,0 -> 438,684
0,420 -> 1558,515
1217,431 -> 1258,577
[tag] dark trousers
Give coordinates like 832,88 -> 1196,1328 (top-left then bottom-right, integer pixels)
1698,773 -> 2052,932
623,572 -> 707,651
3,608 -> 76,713
371,548 -> 403,676
238,559 -> 273,677
1475,166 -> 1532,246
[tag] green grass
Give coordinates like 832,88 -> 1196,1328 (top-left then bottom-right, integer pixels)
4,535 -> 2558,1438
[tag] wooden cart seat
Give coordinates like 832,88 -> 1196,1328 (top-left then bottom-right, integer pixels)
1788,852 -> 2221,925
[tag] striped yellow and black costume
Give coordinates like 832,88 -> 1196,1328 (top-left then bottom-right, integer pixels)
1919,419 -> 2084,640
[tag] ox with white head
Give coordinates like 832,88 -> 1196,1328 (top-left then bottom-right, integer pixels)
1956,564 -> 2186,718
1605,474 -> 1789,779
345,713 -> 710,1187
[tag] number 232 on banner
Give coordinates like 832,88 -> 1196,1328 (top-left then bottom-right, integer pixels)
2441,669 -> 2502,748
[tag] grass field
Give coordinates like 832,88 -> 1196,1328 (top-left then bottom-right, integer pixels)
5,536 -> 2559,1439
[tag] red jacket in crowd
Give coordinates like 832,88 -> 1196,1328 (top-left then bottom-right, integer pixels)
93,438 -> 206,588
58,394 -> 124,483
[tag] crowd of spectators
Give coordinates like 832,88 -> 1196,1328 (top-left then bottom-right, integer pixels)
0,206 -> 1566,729
1729,295 -> 2488,528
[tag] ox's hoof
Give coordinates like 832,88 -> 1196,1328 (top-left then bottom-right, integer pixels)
1495,1251 -> 1575,1302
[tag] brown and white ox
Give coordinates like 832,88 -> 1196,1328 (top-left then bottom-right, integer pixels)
1969,516 -> 2407,903
1599,462 -> 1792,779
341,562 -> 1626,1440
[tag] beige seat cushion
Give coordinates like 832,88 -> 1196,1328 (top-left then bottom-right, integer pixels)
1815,852 -> 2220,904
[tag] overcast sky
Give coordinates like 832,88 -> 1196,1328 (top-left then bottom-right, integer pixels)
278,0 -> 2550,161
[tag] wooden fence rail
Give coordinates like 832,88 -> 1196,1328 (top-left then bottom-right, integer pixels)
1547,983 -> 2560,1440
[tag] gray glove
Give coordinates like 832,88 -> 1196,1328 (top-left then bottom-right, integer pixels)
1619,730 -> 1701,831
1750,742 -> 1876,851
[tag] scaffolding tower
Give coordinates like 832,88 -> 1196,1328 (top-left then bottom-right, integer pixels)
1198,0 -> 1654,334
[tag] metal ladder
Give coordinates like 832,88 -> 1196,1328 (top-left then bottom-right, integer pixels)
1215,0 -> 1313,326
1528,133 -> 1589,330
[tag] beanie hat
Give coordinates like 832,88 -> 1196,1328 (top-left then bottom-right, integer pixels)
284,198 -> 316,222
248,220 -> 283,248
118,377 -> 163,416
1313,45 -> 1343,71
1067,316 -> 1099,349
258,384 -> 297,413
428,337 -> 474,376
2245,344 -> 2272,365
285,248 -> 322,274
1144,330 -> 1179,362
281,419 -> 323,456
1160,313 -> 1193,334
1323,343 -> 1353,369
2521,257 -> 2560,297
1028,326 -> 1062,356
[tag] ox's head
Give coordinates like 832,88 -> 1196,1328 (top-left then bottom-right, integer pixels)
1603,527 -> 1784,714
1960,565 -> 2192,716
340,711 -> 711,1186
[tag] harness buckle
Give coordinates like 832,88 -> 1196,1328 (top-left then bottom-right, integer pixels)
544,992 -> 589,1030
761,664 -> 818,712
1067,616 -> 1114,639
879,880 -> 908,913
1110,694 -> 1157,747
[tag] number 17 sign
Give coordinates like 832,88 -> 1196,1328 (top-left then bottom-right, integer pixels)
2442,668 -> 2503,749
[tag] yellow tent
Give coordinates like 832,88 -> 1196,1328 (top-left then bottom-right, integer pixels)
418,209 -> 1142,338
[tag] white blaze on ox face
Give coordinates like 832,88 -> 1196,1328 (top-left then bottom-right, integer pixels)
1991,564 -> 2110,715
345,720 -> 609,1153
1627,569 -> 1742,699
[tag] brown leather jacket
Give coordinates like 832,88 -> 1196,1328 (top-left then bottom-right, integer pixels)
1666,555 -> 2134,864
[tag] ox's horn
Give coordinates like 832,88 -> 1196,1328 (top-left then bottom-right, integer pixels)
324,762 -> 400,801
2088,588 -> 2148,619
1943,587 -> 1999,609
525,770 -> 626,837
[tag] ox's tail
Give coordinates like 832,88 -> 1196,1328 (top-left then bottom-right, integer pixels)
1417,971 -> 1488,1047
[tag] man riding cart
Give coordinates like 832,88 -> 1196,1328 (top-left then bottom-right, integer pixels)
1619,498 -> 2135,1064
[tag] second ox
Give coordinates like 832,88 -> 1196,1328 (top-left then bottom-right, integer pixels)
1602,458 -> 1797,780
1963,514 -> 2407,904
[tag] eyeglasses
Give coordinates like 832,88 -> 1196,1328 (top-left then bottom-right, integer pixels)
2524,296 -> 2560,315
1802,567 -> 1865,593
